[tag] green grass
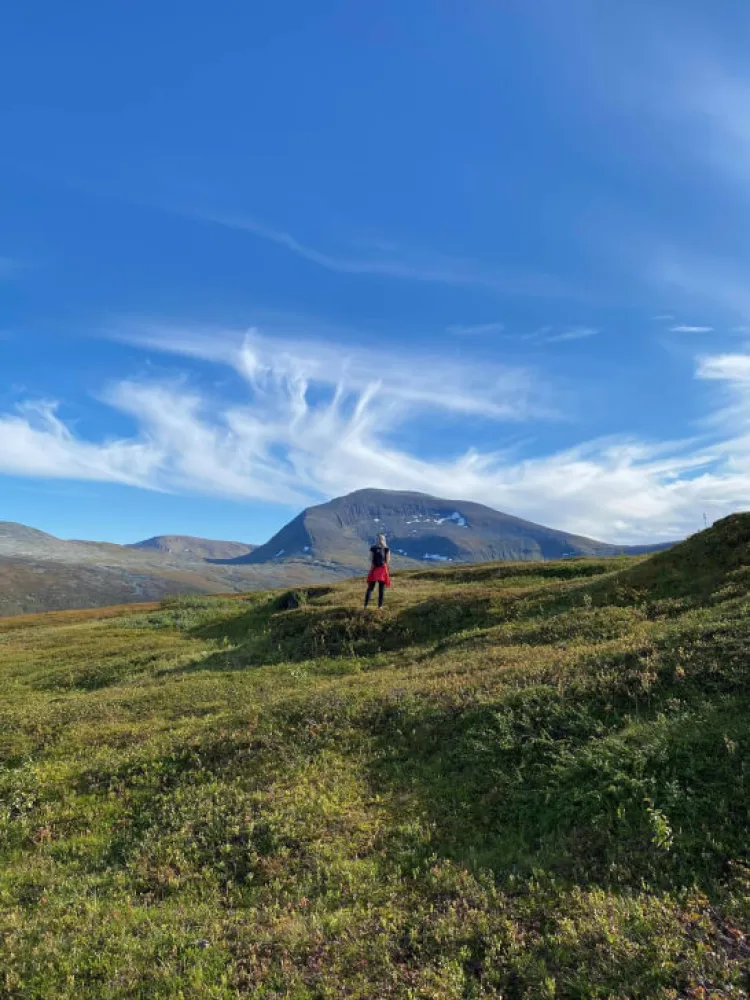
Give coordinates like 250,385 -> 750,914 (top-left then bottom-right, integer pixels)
1,521 -> 749,998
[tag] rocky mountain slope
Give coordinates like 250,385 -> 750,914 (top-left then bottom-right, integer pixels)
239,489 -> 672,569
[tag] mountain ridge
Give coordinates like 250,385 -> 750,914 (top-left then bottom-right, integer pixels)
0,490 -> 676,615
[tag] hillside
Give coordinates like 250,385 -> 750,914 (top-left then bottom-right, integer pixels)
0,554 -> 352,617
242,488 -> 672,568
0,523 -> 344,616
128,535 -> 256,561
0,521 -> 84,559
0,554 -> 216,617
610,512 -> 750,605
1,518 -> 748,998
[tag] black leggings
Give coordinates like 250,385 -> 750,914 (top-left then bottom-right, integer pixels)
364,581 -> 385,608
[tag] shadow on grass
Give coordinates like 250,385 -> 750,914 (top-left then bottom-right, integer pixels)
159,592 -> 500,676
364,622 -> 750,897
162,571 -> 670,678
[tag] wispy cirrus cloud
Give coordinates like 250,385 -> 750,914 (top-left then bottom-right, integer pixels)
445,323 -> 598,344
532,10 -> 750,323
670,62 -> 750,193
0,321 -> 748,543
0,257 -> 24,280
174,208 -> 575,299
446,321 -> 505,336
670,324 -> 714,334
649,249 -> 750,321
119,320 -> 551,422
642,51 -> 750,322
516,326 -> 599,346
541,327 -> 599,344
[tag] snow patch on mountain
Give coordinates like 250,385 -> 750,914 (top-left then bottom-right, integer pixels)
438,512 -> 467,527
405,512 -> 468,527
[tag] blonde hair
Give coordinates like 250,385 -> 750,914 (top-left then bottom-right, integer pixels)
376,533 -> 387,547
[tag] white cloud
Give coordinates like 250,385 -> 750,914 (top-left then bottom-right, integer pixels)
670,325 -> 714,334
0,400 -> 160,486
697,353 -> 750,387
1,326 -> 750,544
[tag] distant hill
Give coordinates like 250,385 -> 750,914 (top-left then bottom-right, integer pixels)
0,523 -> 345,617
128,535 -> 256,561
0,521 -> 83,559
236,488 -> 673,569
0,522 -> 256,567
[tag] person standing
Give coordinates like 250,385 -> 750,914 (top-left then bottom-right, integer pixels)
364,532 -> 391,608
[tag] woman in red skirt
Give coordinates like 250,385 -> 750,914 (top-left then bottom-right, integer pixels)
364,532 -> 391,608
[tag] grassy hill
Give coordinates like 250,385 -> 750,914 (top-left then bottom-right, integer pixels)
1,517 -> 749,998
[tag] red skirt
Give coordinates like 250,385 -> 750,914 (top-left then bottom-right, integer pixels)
367,564 -> 391,587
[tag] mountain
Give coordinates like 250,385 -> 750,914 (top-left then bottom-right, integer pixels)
237,488 -> 673,569
0,522 -> 255,567
0,523 -> 346,617
128,535 -> 256,561
0,521 -> 85,559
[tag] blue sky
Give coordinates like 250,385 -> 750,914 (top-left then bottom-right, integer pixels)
2,0 -> 750,544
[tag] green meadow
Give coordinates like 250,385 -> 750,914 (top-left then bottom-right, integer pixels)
1,516 -> 749,998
